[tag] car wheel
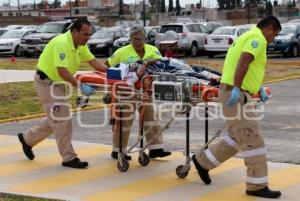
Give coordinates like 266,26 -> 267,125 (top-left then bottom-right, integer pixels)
14,46 -> 22,57
290,45 -> 299,57
190,43 -> 198,57
207,51 -> 215,58
24,52 -> 32,58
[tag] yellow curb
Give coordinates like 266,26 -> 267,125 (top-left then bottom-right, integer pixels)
264,75 -> 300,84
0,104 -> 110,124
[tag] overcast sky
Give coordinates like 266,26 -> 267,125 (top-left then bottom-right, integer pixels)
1,0 -> 283,8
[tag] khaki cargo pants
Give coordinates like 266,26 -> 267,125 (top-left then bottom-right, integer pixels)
23,73 -> 77,162
194,87 -> 268,191
112,95 -> 163,153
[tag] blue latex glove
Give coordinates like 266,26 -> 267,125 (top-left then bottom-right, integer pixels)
227,86 -> 240,107
259,86 -> 270,102
80,84 -> 96,96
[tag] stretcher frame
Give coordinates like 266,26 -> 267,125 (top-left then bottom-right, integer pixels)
76,71 -> 269,173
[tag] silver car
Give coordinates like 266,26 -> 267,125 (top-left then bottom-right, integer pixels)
155,22 -> 210,57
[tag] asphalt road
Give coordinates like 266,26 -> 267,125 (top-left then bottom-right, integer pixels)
0,79 -> 299,164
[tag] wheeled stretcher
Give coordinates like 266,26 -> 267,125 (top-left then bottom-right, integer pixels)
76,59 -> 270,173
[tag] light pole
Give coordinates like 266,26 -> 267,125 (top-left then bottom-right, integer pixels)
69,0 -> 72,17
202,0 -> 205,22
143,0 -> 146,26
266,0 -> 268,16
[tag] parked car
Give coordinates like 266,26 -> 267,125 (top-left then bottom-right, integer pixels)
20,20 -> 73,57
0,29 -> 35,56
155,22 -> 209,57
113,30 -> 130,50
288,19 -> 300,24
201,21 -> 223,33
0,28 -> 8,36
267,23 -> 300,57
204,26 -> 249,57
20,20 -> 96,57
4,25 -> 27,30
21,25 -> 39,30
88,28 -> 127,56
113,26 -> 160,50
145,26 -> 160,45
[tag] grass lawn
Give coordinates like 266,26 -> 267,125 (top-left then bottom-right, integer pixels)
0,59 -> 299,120
0,81 -> 104,120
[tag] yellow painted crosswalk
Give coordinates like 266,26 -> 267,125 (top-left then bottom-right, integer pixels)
1,134 -> 300,201
84,159 -> 243,201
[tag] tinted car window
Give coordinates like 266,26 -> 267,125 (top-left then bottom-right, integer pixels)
199,24 -> 209,34
36,23 -> 66,33
186,24 -> 195,32
238,28 -> 248,36
280,26 -> 297,35
91,30 -> 114,39
160,25 -> 183,33
0,30 -> 24,38
212,27 -> 236,35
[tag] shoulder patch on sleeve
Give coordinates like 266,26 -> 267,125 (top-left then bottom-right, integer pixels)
155,50 -> 161,56
251,40 -> 259,48
59,53 -> 65,60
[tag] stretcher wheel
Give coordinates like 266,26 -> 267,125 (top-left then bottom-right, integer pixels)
117,158 -> 129,172
138,152 -> 150,166
176,165 -> 189,178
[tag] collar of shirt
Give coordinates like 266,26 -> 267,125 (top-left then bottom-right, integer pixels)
66,30 -> 76,51
253,26 -> 267,46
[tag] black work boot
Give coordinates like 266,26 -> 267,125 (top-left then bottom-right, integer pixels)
111,151 -> 132,160
62,158 -> 88,169
149,149 -> 171,158
192,154 -> 211,185
18,133 -> 35,160
246,187 -> 281,199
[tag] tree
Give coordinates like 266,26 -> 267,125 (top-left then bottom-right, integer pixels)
292,0 -> 296,8
175,0 -> 181,15
37,1 -> 47,9
168,0 -> 173,13
53,0 -> 61,8
266,0 -> 273,16
74,0 -> 79,7
217,0 -> 242,10
160,0 -> 166,12
119,0 -> 123,15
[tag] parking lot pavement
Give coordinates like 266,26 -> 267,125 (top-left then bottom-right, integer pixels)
0,134 -> 300,201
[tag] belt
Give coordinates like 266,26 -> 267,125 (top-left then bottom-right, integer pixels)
36,69 -> 49,80
219,83 -> 251,94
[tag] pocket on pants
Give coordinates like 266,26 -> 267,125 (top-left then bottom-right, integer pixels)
48,103 -> 72,122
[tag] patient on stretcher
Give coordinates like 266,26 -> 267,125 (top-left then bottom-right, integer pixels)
106,57 -> 222,86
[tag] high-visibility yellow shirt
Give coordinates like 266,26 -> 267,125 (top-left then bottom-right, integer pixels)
107,44 -> 162,66
37,30 -> 94,81
221,26 -> 267,94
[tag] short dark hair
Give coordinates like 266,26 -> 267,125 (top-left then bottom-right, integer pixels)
257,16 -> 282,31
70,18 -> 91,32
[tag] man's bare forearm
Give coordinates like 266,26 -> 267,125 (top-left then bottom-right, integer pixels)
88,58 -> 108,72
234,52 -> 254,88
57,67 -> 79,87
